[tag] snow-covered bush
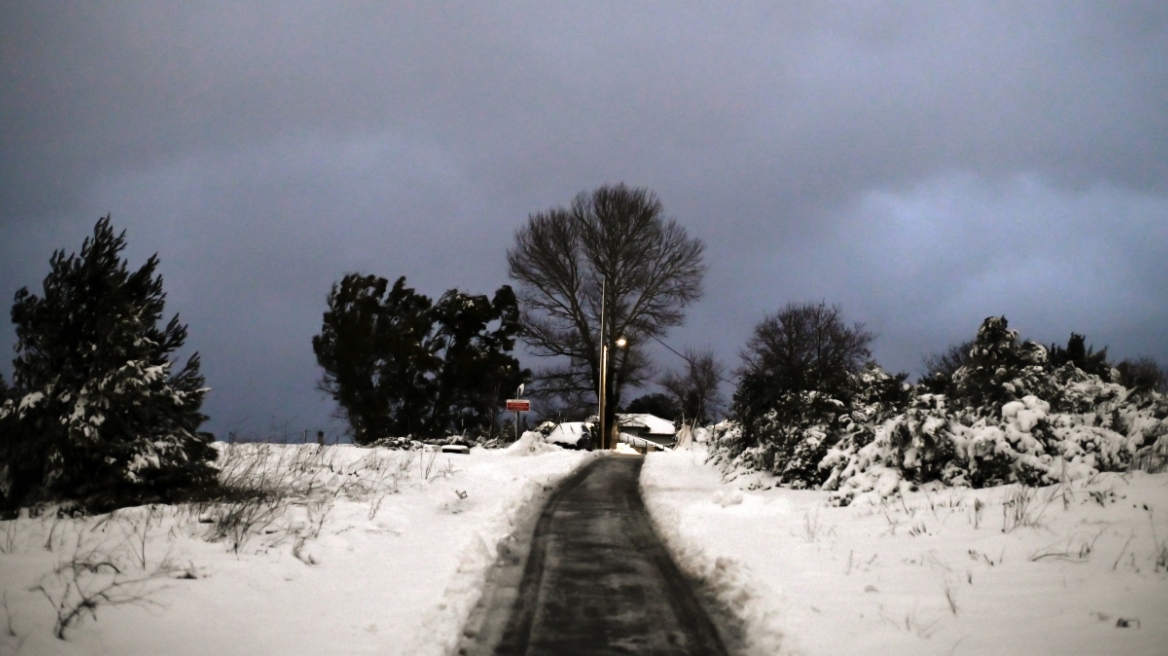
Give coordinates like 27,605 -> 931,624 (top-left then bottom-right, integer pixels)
949,316 -> 1055,413
715,315 -> 1168,505
722,303 -> 890,488
714,362 -> 910,489
0,217 -> 217,512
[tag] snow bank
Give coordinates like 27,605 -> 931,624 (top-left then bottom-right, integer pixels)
502,430 -> 564,456
642,447 -> 1168,656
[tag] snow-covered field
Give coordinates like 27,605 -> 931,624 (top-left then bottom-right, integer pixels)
0,437 -> 590,656
4,437 -> 1165,656
641,447 -> 1168,656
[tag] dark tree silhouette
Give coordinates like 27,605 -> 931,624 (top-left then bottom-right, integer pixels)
313,275 -> 437,443
733,302 -> 872,442
660,347 -> 726,426
428,286 -> 528,437
0,216 -> 216,512
920,340 -> 974,394
623,392 -> 681,422
730,302 -> 875,484
313,274 -> 526,444
507,184 -> 705,447
1048,333 -> 1111,379
923,340 -> 974,380
737,302 -> 873,402
1117,357 -> 1167,393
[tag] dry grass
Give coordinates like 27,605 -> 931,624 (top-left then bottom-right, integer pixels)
1000,485 -> 1051,533
2,442 -> 449,643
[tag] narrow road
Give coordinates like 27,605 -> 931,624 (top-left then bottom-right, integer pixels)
488,455 -> 729,656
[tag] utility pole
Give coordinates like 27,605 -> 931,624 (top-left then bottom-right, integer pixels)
598,278 -> 607,450
597,277 -> 628,451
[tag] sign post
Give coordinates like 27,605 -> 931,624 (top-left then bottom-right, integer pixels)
505,399 -> 531,442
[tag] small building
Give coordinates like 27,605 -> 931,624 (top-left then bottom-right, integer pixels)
614,413 -> 676,450
576,412 -> 677,453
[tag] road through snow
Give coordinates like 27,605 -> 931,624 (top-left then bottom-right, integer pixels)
480,455 -> 730,656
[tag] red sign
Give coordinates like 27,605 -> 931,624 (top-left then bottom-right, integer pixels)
505,399 -> 531,412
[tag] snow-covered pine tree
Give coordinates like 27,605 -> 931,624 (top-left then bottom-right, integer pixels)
950,316 -> 1052,413
0,216 -> 217,512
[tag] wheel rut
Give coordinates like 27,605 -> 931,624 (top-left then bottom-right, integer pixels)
464,455 -> 729,656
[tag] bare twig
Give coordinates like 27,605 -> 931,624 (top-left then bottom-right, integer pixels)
36,551 -> 164,640
2,592 -> 16,638
1113,533 -> 1135,570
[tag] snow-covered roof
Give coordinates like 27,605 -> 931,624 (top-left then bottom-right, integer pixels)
616,413 -> 676,435
545,421 -> 591,445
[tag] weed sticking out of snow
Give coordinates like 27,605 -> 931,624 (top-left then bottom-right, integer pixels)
1000,484 -> 1051,532
641,446 -> 1168,656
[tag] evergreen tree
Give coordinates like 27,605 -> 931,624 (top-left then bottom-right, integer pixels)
313,275 -> 438,443
429,286 -> 527,438
624,392 -> 681,421
0,217 -> 216,512
313,275 -> 528,444
950,316 -> 1050,412
1049,333 -> 1111,379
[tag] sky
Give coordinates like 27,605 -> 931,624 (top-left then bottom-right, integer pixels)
2,1 -> 1166,439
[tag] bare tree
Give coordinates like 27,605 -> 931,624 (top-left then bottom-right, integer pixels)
1117,356 -> 1168,393
660,347 -> 726,426
922,340 -> 975,380
507,184 -> 706,446
738,302 -> 873,401
732,302 -> 874,463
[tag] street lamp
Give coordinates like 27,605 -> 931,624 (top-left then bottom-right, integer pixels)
599,334 -> 627,450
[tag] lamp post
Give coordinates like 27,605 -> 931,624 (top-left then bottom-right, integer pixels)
598,276 -> 629,450
598,277 -> 608,450
598,335 -> 628,450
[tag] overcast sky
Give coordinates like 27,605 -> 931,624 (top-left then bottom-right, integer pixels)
2,1 -> 1166,439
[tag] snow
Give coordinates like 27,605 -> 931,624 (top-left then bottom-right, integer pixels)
617,413 -> 677,436
641,446 -> 1168,656
16,391 -> 44,414
0,442 -> 591,656
617,432 -> 673,452
543,422 -> 591,448
5,438 -> 1165,656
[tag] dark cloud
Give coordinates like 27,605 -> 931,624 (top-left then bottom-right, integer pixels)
2,1 -> 1166,436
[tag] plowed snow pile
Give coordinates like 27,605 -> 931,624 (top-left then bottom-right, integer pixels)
641,447 -> 1168,656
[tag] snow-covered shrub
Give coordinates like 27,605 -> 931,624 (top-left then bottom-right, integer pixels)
723,303 -> 886,488
0,217 -> 217,512
718,315 -> 1168,506
714,362 -> 910,489
367,436 -> 426,450
950,316 -> 1055,413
